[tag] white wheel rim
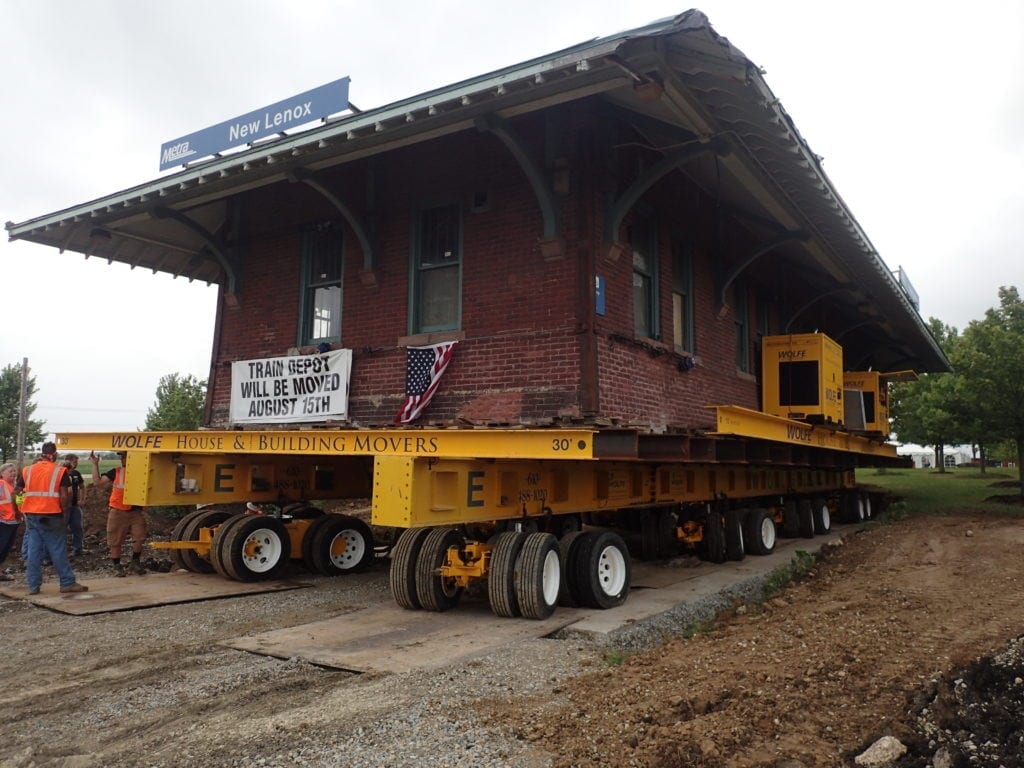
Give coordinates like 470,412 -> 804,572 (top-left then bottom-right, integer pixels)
240,528 -> 284,573
596,544 -> 627,597
863,496 -> 872,518
856,498 -> 865,521
329,529 -> 366,570
760,517 -> 776,549
541,549 -> 560,606
820,505 -> 830,530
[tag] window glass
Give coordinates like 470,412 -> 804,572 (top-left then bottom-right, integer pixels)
672,240 -> 693,352
414,203 -> 461,332
630,218 -> 657,339
301,226 -> 343,344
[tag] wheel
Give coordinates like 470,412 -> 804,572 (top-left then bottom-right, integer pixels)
180,509 -> 234,574
724,508 -> 745,561
573,531 -> 630,610
780,499 -> 800,538
210,513 -> 251,579
557,530 -> 588,607
169,508 -> 210,571
641,508 -> 677,560
415,527 -> 464,612
310,515 -> 375,575
797,499 -> 816,538
812,498 -> 831,534
743,508 -> 776,556
222,515 -> 291,582
488,532 -> 527,617
841,493 -> 864,523
861,493 -> 873,519
701,510 -> 726,563
514,533 -> 560,620
389,527 -> 431,609
300,515 -> 333,573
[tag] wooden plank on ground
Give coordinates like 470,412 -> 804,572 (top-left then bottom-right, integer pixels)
0,571 -> 311,615
225,599 -> 587,673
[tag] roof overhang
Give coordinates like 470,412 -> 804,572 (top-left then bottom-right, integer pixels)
6,9 -> 949,373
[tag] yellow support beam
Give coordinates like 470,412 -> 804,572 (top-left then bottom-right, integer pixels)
55,429 -> 597,461
711,405 -> 899,458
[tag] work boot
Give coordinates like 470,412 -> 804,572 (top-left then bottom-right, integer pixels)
115,564 -> 128,577
129,560 -> 147,576
0,573 -> 14,582
27,587 -> 40,595
59,582 -> 89,594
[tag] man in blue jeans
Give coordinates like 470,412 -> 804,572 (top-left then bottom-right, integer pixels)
18,442 -> 87,595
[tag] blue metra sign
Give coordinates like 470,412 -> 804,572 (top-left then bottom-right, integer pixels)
159,77 -> 350,171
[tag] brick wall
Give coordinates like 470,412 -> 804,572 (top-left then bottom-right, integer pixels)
207,104 -> 768,431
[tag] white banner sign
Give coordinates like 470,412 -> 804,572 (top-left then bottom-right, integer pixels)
229,349 -> 352,424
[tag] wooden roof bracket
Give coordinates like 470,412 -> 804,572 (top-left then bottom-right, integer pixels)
288,167 -> 379,286
150,206 -> 238,303
603,138 -> 726,263
475,112 -> 563,258
716,231 -> 807,317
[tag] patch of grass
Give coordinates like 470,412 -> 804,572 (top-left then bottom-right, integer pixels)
681,620 -> 715,639
792,549 -> 816,575
857,467 -> 1023,518
604,649 -> 626,666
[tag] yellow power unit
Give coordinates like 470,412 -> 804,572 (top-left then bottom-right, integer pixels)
761,333 -> 844,425
843,370 -> 916,436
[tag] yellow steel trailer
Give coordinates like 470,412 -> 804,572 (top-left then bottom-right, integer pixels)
57,406 -> 899,618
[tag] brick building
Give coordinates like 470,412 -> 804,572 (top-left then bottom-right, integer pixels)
7,11 -> 949,433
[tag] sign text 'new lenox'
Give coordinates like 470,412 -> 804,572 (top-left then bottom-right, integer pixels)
158,77 -> 350,171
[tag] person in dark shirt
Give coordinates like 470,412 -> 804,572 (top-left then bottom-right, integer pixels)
63,454 -> 88,556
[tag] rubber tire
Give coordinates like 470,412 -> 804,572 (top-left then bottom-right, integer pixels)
488,532 -> 528,618
812,498 -> 831,534
210,513 -> 252,580
862,492 -> 873,520
743,508 -> 776,556
641,508 -> 677,560
180,508 -> 234,574
300,515 -> 333,573
389,527 -> 431,610
222,515 -> 291,582
573,531 -> 630,610
701,510 -> 726,563
724,508 -> 745,561
841,493 -> 865,523
310,514 -> 374,575
550,514 -> 582,539
780,499 -> 800,538
797,499 -> 816,538
415,527 -> 464,612
557,530 -> 588,607
514,533 -> 560,620
169,508 -> 210,571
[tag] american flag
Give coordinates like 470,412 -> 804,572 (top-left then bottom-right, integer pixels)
394,341 -> 458,424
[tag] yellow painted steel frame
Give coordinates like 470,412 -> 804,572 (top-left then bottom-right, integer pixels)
371,454 -> 855,528
439,540 -> 491,587
713,405 -> 899,457
149,516 -> 316,560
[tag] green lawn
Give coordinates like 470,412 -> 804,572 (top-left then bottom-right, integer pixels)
856,466 -> 1023,518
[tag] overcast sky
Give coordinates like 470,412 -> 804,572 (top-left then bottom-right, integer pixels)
3,0 -> 1022,437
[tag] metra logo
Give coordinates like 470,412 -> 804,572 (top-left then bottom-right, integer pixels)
161,141 -> 195,164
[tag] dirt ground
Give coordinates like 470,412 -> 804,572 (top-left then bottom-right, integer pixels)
3,488 -> 1024,767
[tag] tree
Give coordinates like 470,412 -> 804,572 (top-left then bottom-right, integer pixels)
890,319 -> 965,472
145,374 -> 207,431
0,362 -> 45,463
956,286 -> 1024,495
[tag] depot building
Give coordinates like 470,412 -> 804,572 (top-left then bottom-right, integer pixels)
6,10 -> 949,433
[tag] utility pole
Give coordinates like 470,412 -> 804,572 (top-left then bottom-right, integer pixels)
16,357 -> 28,468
